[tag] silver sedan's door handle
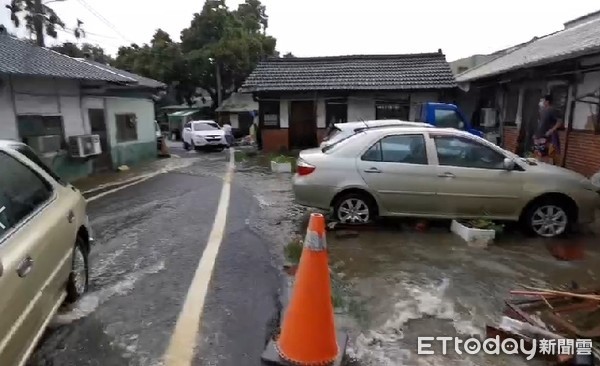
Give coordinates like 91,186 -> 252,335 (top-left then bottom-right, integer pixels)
16,256 -> 33,278
364,167 -> 382,174
437,172 -> 456,178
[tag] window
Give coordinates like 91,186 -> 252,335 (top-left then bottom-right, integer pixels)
193,122 -> 220,131
362,135 -> 428,165
326,99 -> 347,127
260,101 -> 280,128
17,115 -> 66,149
504,88 -> 520,124
0,152 -> 53,239
434,110 -> 464,129
13,143 -> 64,185
434,135 -> 505,169
375,102 -> 409,120
116,114 -> 138,142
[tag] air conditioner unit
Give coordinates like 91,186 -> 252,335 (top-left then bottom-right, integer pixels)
481,108 -> 497,127
69,134 -> 102,158
27,135 -> 62,154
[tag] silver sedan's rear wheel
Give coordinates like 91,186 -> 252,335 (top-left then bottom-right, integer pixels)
334,193 -> 374,224
529,204 -> 569,238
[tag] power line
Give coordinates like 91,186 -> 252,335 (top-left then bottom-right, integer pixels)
74,0 -> 134,44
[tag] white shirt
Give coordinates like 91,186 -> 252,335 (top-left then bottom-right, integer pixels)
222,124 -> 232,135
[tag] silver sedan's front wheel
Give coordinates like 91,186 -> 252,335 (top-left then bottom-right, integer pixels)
334,194 -> 373,224
529,204 -> 569,238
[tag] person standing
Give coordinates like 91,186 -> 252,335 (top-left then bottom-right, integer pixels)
222,122 -> 233,147
533,94 -> 563,165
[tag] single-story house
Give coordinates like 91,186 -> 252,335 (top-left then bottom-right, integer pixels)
241,52 -> 457,152
0,34 -> 165,181
215,92 -> 258,138
455,10 -> 600,177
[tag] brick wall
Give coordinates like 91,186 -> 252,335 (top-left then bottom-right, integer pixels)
262,129 -> 289,153
564,131 -> 600,177
503,126 -> 519,153
504,126 -> 600,177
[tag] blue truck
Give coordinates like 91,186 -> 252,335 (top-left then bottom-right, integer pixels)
416,102 -> 484,137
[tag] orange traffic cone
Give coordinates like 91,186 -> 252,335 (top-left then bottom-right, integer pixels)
262,213 -> 346,365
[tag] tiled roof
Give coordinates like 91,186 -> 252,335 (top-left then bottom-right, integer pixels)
241,53 -> 456,92
0,35 -> 147,84
215,92 -> 258,112
78,59 -> 166,89
457,13 -> 600,82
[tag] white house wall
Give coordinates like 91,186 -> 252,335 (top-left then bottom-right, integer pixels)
105,97 -> 156,146
0,75 -> 17,140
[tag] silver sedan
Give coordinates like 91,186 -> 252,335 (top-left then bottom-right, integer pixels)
293,127 -> 600,238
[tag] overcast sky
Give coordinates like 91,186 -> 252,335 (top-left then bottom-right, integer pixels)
1,0 -> 599,61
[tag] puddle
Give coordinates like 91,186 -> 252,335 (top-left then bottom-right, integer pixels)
328,226 -> 600,365
53,261 -> 165,325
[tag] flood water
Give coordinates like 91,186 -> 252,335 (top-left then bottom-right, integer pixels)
328,225 -> 600,366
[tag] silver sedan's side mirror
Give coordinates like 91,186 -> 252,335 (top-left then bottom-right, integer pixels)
503,158 -> 516,171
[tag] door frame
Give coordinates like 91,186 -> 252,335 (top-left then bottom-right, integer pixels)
288,100 -> 317,150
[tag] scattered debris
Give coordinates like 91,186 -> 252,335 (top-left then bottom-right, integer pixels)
117,165 -> 130,171
487,284 -> 600,364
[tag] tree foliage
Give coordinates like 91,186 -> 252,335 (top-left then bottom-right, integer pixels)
5,0 -> 87,46
50,42 -> 113,64
114,0 -> 278,108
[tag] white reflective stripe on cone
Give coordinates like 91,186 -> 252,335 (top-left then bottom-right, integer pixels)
304,230 -> 326,251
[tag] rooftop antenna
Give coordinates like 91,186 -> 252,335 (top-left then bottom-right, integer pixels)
359,117 -> 369,130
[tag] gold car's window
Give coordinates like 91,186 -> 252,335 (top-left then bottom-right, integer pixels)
434,136 -> 505,169
362,134 -> 428,165
0,152 -> 53,240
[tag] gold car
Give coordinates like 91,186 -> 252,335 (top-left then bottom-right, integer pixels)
0,141 -> 92,366
293,127 -> 600,237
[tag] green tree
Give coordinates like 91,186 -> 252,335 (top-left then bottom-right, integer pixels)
180,0 -> 277,107
5,0 -> 64,46
50,42 -> 113,64
114,29 -> 195,104
5,0 -> 86,47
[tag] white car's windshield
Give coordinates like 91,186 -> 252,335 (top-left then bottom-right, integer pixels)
193,122 -> 220,131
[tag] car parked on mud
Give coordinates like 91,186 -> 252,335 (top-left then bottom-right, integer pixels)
293,127 -> 600,238
182,120 -> 228,151
0,141 -> 92,366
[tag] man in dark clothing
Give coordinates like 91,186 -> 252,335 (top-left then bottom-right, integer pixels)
533,94 -> 563,164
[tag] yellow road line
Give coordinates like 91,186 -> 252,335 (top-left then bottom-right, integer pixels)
163,148 -> 235,366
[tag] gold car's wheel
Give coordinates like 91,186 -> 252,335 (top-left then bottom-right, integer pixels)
66,237 -> 89,303
529,204 -> 569,238
334,193 -> 374,224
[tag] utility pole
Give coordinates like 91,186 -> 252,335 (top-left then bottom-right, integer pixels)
33,0 -> 45,46
215,61 -> 222,107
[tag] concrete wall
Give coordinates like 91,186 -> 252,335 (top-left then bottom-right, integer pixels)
105,97 -> 157,167
0,75 -> 17,140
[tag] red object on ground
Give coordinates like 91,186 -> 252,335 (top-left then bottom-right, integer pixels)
548,241 -> 585,261
415,220 -> 428,232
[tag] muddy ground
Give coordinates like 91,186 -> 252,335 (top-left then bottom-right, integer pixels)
234,148 -> 600,366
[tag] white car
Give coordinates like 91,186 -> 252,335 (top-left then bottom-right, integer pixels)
320,120 -> 432,149
182,120 -> 228,151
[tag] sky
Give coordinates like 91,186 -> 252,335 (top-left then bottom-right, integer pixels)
1,0 -> 599,61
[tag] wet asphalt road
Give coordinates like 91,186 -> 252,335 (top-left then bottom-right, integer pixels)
28,148 -> 282,366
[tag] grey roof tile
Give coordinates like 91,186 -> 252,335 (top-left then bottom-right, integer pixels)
457,15 -> 600,82
241,53 -> 456,92
0,35 -> 130,82
78,59 -> 166,88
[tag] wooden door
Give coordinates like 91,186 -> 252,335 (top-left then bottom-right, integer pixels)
516,89 -> 542,156
289,101 -> 317,150
89,109 -> 112,171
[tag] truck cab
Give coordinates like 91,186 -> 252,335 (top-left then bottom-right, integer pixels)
416,102 -> 483,137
